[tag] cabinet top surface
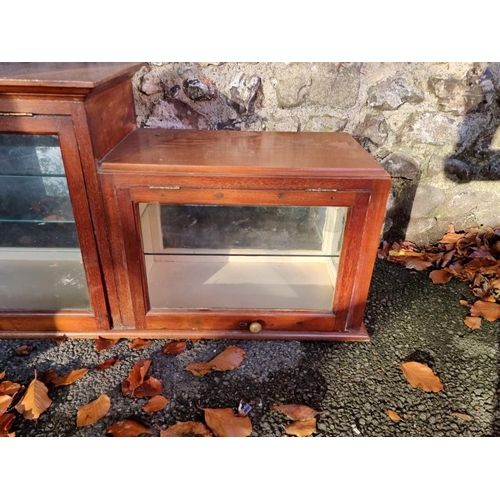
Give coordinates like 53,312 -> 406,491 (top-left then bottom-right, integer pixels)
100,129 -> 390,179
0,63 -> 144,91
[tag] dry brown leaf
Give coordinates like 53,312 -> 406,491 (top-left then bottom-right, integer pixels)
429,269 -> 453,284
162,341 -> 187,355
15,345 -> 34,356
285,418 -> 317,437
0,371 -> 5,381
203,408 -> 252,437
39,369 -> 59,385
0,395 -> 13,416
52,335 -> 67,345
470,300 -> 500,322
95,337 -> 119,353
95,357 -> 120,371
122,360 -> 151,395
15,378 -> 52,420
460,299 -> 472,308
160,421 -> 212,437
401,361 -> 443,392
142,395 -> 168,413
53,368 -> 89,387
450,412 -> 473,421
404,258 -> 434,271
185,362 -> 213,376
209,346 -> 246,371
0,413 -> 16,437
185,345 -> 245,376
77,394 -> 111,427
128,339 -> 153,350
133,376 -> 163,398
386,409 -> 402,421
0,381 -> 22,397
271,404 -> 321,421
106,419 -> 152,437
464,316 -> 482,330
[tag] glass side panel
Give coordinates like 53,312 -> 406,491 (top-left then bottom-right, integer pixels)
0,133 -> 90,310
139,203 -> 347,310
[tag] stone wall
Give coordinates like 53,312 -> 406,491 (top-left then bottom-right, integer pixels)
131,62 -> 500,245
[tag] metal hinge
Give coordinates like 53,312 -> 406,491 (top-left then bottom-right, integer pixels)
0,112 -> 34,116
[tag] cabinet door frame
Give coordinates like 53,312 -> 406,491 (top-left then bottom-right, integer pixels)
0,115 -> 109,332
111,184 -> 371,339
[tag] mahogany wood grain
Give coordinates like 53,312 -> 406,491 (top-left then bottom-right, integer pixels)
0,63 -> 145,94
84,79 -> 138,161
101,129 -> 389,178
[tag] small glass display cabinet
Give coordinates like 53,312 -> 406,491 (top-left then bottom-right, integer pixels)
99,129 -> 391,341
1,63 -> 390,341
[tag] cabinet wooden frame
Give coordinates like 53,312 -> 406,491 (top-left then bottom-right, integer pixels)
0,114 -> 108,332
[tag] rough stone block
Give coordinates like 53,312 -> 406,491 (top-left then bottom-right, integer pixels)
403,113 -> 461,146
368,76 -> 424,111
381,152 -> 420,180
309,64 -> 360,109
227,73 -> 261,114
354,114 -> 388,147
303,115 -> 347,132
410,185 -> 446,218
274,64 -> 311,109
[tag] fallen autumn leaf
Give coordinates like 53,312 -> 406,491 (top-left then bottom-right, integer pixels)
53,368 -> 89,387
106,419 -> 152,437
160,421 -> 212,437
203,408 -> 252,437
0,413 -> 16,437
128,339 -> 153,350
77,394 -> 111,427
401,361 -> 444,392
162,341 -> 187,355
95,357 -> 120,371
185,345 -> 245,376
285,418 -> 316,437
15,377 -> 52,420
142,395 -> 168,413
386,409 -> 402,421
271,404 -> 321,421
0,395 -> 13,416
450,412 -> 473,422
95,337 -> 119,353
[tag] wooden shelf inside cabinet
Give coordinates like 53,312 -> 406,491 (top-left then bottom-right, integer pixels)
99,129 -> 391,341
0,62 -> 145,337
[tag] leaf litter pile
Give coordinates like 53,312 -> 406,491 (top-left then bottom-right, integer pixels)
0,341 -> 323,437
379,224 -> 500,330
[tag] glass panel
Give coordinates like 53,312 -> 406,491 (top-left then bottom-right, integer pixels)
0,133 -> 90,310
139,203 -> 347,310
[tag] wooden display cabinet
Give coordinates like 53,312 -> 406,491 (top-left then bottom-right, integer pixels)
99,129 -> 391,341
0,62 -> 144,335
0,63 -> 391,341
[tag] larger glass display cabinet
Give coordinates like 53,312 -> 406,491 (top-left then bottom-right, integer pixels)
0,63 -> 144,335
1,64 -> 391,341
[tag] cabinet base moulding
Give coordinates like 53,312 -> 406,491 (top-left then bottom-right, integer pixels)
0,324 -> 370,342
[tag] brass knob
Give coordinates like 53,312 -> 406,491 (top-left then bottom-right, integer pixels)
249,321 -> 263,333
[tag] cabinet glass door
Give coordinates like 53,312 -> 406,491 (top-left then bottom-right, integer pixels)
139,203 -> 347,310
0,133 -> 90,310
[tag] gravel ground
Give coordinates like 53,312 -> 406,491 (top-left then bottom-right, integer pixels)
1,259 -> 499,437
